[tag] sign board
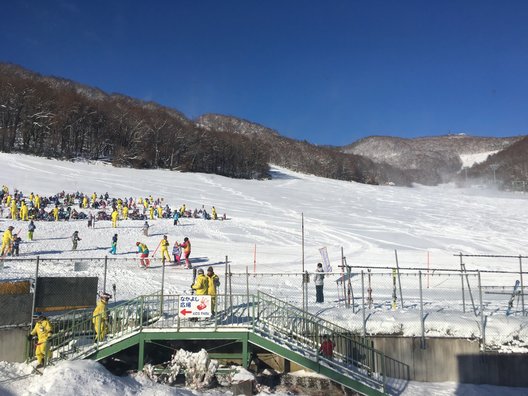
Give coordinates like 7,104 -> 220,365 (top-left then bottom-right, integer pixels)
178,295 -> 212,318
35,277 -> 98,312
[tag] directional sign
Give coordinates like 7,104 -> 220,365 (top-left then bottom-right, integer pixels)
178,295 -> 212,318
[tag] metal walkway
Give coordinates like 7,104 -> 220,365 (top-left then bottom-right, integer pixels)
40,292 -> 409,395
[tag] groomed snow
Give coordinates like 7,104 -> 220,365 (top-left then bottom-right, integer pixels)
1,153 -> 527,395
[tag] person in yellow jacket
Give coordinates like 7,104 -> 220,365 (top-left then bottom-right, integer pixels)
149,206 -> 154,220
52,206 -> 59,221
82,196 -> 88,209
157,205 -> 163,219
160,235 -> 171,262
1,226 -> 14,256
29,192 -> 34,202
92,292 -> 111,342
20,201 -> 29,221
10,200 -> 17,220
211,206 -> 217,220
35,194 -> 41,210
206,267 -> 220,313
122,205 -> 129,220
28,314 -> 53,368
192,268 -> 209,295
6,194 -> 12,207
111,209 -> 119,228
91,192 -> 97,203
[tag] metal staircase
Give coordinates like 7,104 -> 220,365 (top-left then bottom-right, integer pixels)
34,292 -> 409,395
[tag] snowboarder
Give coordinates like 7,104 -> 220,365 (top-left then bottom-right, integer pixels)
314,262 -> 325,303
28,314 -> 53,368
109,234 -> 118,255
180,237 -> 192,269
28,220 -> 36,241
92,292 -> 111,342
71,231 -> 81,250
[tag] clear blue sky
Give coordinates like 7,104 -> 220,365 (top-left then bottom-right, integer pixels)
2,1 -> 528,145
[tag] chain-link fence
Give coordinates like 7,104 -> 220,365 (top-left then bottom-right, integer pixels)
2,254 -> 528,351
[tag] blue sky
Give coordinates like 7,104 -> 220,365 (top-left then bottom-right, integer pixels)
2,1 -> 528,145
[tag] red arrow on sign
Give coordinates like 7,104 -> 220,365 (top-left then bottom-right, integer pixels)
180,309 -> 192,316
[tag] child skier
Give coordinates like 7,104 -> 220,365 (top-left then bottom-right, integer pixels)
28,220 -> 36,241
11,234 -> 21,256
71,231 -> 81,250
172,241 -> 181,265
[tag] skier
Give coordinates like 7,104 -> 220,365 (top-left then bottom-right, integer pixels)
314,262 -> 325,303
206,266 -> 220,314
92,292 -> 111,342
20,201 -> 28,221
211,206 -> 217,220
1,226 -> 14,256
172,241 -> 182,265
173,210 -> 180,226
28,220 -> 36,241
11,234 -> 21,256
111,209 -> 119,228
122,205 -> 129,220
109,234 -> 118,255
160,235 -> 171,263
136,242 -> 150,268
142,221 -> 149,237
180,237 -> 192,269
52,205 -> 59,221
191,268 -> 209,295
71,231 -> 81,250
28,314 -> 53,369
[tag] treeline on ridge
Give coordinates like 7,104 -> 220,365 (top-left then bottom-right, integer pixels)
0,63 -> 269,179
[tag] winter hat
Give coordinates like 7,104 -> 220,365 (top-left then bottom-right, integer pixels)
197,269 -> 204,274
136,242 -> 140,245
100,292 -> 112,300
207,267 -> 214,273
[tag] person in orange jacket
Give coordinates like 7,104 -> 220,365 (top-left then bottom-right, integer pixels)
180,237 -> 192,269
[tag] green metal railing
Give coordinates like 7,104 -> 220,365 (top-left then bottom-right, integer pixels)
28,292 -> 405,394
254,292 -> 408,392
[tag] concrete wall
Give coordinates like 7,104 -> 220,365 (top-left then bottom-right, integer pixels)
0,294 -> 32,326
0,328 -> 28,362
371,336 -> 528,387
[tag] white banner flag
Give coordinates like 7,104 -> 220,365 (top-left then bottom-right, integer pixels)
319,247 -> 332,272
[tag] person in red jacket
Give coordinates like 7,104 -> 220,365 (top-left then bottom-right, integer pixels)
319,334 -> 334,358
180,237 -> 192,269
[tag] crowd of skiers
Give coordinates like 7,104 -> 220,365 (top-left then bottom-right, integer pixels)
0,185 -> 226,223
0,185 -> 226,257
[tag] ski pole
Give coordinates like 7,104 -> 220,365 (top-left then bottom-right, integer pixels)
151,239 -> 162,257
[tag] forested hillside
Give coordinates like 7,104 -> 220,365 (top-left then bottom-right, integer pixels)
0,64 -> 269,179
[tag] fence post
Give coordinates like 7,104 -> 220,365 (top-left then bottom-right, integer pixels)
478,271 -> 485,350
224,256 -> 228,312
419,270 -> 425,349
394,250 -> 404,309
519,255 -> 525,316
31,256 -> 40,318
160,259 -> 166,315
361,270 -> 366,337
103,256 -> 108,293
229,264 -> 233,318
246,266 -> 250,314
459,253 -> 466,313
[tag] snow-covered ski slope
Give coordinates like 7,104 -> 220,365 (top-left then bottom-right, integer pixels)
2,153 -> 528,396
2,152 -> 527,268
